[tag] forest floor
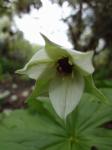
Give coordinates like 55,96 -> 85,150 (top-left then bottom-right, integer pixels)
0,75 -> 34,112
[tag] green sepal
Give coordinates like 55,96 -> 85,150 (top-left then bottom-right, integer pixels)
84,75 -> 109,103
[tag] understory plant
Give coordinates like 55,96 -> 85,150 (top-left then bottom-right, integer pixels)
0,34 -> 112,150
17,34 -> 107,119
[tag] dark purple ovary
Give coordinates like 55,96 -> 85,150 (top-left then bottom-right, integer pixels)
57,57 -> 73,75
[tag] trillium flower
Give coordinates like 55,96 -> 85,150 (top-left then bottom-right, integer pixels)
16,34 -> 107,119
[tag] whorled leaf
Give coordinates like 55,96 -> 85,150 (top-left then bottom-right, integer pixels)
0,88 -> 112,150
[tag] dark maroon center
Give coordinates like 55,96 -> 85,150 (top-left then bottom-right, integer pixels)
57,57 -> 73,74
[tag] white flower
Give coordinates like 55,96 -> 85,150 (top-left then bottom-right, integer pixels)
16,34 -> 107,119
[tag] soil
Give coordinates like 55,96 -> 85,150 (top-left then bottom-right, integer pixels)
0,75 -> 35,111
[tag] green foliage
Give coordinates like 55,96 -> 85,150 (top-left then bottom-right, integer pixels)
8,33 -> 35,61
15,0 -> 42,13
95,80 -> 112,88
0,0 -> 42,15
0,1 -> 41,79
0,57 -> 20,74
0,29 -> 38,77
0,88 -> 112,150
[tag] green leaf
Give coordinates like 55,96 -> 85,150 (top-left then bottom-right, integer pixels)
90,128 -> 112,150
0,143 -> 34,150
0,110 -> 66,150
0,88 -> 112,150
66,89 -> 112,149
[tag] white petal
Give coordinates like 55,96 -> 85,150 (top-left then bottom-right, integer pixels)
17,63 -> 49,80
68,50 -> 94,75
16,48 -> 53,80
41,34 -> 69,60
27,48 -> 52,65
49,75 -> 84,119
41,34 -> 94,75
